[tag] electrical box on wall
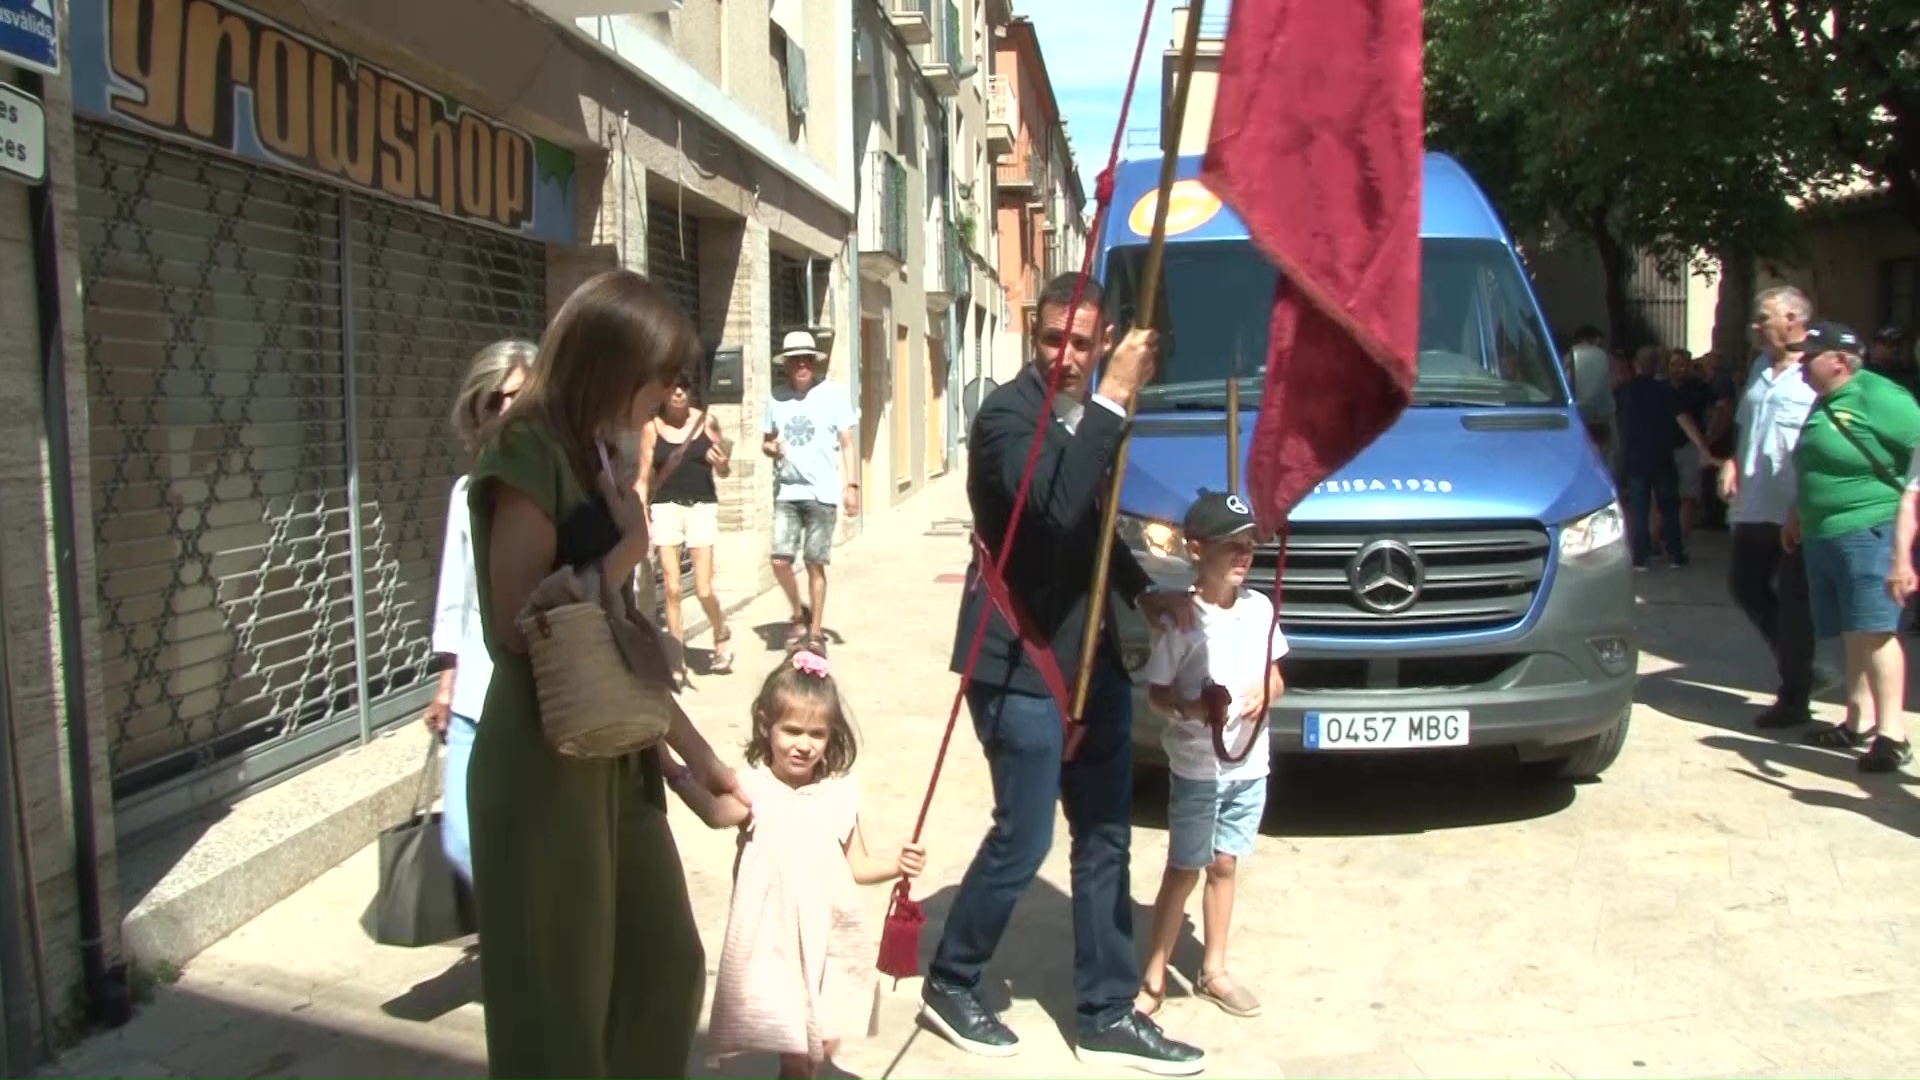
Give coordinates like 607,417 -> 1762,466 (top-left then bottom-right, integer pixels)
708,346 -> 745,405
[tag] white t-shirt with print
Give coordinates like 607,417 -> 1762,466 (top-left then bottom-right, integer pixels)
1142,588 -> 1290,783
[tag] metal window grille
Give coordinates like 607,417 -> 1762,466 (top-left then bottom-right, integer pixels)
771,251 -> 809,357
1626,250 -> 1688,351
75,123 -> 545,827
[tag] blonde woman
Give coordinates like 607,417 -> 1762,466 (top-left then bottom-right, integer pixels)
468,270 -> 746,1077
425,339 -> 536,884
637,373 -> 734,675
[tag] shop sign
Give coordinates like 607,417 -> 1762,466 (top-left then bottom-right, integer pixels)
68,0 -> 578,244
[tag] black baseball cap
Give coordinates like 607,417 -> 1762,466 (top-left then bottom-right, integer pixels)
1183,491 -> 1257,542
1790,322 -> 1865,358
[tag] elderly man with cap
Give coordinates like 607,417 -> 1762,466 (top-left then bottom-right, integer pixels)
763,329 -> 858,655
1787,322 -> 1920,771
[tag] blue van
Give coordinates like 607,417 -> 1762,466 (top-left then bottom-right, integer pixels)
1103,152 -> 1635,779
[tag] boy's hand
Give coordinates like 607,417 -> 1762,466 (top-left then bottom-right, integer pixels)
899,842 -> 927,878
1238,688 -> 1270,720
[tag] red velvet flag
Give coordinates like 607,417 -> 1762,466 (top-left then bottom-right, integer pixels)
1198,0 -> 1426,526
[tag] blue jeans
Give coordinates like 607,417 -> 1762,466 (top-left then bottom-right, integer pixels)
443,712 -> 477,885
1625,466 -> 1683,565
1804,524 -> 1904,639
927,656 -> 1137,1034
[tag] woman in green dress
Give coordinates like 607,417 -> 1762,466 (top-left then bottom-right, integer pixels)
465,269 -> 749,1077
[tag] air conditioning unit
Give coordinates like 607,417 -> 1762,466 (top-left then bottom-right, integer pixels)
525,0 -> 682,21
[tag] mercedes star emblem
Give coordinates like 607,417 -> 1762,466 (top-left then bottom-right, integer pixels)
1347,538 -> 1424,614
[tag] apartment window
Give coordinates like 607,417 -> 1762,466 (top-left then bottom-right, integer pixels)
1882,257 -> 1918,336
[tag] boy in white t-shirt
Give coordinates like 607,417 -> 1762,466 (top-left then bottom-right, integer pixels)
1134,491 -> 1288,1022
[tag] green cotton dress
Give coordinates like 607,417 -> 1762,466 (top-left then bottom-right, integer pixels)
465,419 -> 705,1078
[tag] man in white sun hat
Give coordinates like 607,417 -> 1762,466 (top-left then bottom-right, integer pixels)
763,329 -> 858,655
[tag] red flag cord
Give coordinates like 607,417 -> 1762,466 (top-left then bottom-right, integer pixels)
876,0 -> 1163,981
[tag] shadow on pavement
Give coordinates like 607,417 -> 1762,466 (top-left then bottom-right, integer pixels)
41,967 -> 870,1080
906,877 -> 1198,1049
379,944 -> 480,1022
1130,753 -> 1577,838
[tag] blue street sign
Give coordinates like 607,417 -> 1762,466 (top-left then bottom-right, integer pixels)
0,0 -> 59,77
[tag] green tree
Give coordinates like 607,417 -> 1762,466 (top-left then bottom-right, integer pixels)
1744,0 -> 1920,230
1425,0 -> 1838,351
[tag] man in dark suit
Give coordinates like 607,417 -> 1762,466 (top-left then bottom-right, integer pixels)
919,274 -> 1206,1075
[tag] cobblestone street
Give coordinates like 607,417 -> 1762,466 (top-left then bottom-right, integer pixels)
41,471 -> 1920,1079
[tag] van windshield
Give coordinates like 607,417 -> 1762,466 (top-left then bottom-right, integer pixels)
1103,237 -> 1568,412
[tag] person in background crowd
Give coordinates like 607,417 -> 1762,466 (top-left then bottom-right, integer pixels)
1670,348 -> 1715,546
467,270 -> 747,1077
1700,350 -> 1740,530
1617,345 -> 1714,569
638,371 -> 735,678
426,339 -> 536,887
1719,285 -> 1820,731
1566,326 -> 1613,455
764,330 -> 859,656
1786,323 -> 1920,771
1869,326 -> 1918,398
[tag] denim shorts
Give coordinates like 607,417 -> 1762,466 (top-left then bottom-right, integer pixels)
1167,774 -> 1267,870
1804,523 -> 1904,639
772,499 -> 837,565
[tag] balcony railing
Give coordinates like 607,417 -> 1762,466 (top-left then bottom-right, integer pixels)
986,76 -> 1015,154
859,152 -> 908,275
922,0 -> 965,95
997,143 -> 1044,193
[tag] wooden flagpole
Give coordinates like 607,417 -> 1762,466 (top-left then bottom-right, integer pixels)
1069,0 -> 1210,721
1226,333 -> 1242,494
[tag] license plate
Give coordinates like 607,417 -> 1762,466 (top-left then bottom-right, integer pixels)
1302,710 -> 1470,750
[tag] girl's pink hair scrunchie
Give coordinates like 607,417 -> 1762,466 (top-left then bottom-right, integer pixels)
791,650 -> 830,677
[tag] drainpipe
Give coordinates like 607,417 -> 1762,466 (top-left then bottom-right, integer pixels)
19,69 -> 134,1031
846,232 -> 862,538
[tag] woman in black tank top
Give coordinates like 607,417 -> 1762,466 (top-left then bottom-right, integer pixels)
638,374 -> 734,674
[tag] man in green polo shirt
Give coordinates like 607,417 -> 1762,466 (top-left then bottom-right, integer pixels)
1788,322 -> 1920,771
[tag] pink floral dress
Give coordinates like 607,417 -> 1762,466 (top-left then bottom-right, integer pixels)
705,766 -> 873,1064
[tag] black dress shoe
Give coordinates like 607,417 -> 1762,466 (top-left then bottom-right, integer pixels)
919,979 -> 1019,1058
1076,1010 -> 1207,1076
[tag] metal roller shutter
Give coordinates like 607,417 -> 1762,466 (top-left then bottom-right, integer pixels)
76,122 -> 546,823
350,199 -> 547,708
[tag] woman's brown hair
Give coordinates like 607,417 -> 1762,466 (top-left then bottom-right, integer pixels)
501,270 -> 702,488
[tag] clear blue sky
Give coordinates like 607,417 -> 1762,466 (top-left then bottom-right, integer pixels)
1021,0 -> 1181,195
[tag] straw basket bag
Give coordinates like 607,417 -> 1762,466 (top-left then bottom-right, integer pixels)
518,583 -> 675,759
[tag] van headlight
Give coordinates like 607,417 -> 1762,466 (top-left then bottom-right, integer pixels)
1559,501 -> 1625,559
1117,514 -> 1185,560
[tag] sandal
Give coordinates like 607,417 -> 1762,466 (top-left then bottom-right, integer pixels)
1196,970 -> 1261,1019
783,607 -> 811,652
1134,982 -> 1166,1018
804,635 -> 829,658
1860,734 -> 1914,774
1806,722 -> 1875,750
711,627 -> 734,675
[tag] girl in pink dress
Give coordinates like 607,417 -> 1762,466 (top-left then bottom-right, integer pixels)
665,650 -> 927,1079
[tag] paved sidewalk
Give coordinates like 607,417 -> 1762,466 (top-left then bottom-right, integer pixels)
42,485 -> 1920,1078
